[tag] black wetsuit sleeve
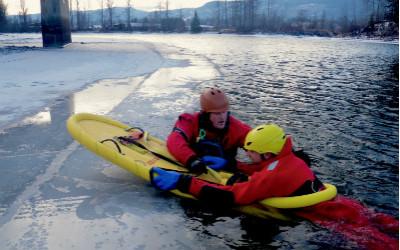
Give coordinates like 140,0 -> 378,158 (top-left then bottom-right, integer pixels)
198,186 -> 235,207
176,175 -> 235,207
176,175 -> 193,193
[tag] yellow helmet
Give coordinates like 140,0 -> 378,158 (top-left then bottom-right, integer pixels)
244,124 -> 287,155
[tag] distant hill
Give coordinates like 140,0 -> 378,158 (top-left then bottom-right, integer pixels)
13,0 -> 366,25
152,0 -> 366,21
197,0 -> 365,20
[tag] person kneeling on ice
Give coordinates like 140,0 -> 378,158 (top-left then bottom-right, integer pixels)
166,87 -> 251,174
153,124 -> 323,205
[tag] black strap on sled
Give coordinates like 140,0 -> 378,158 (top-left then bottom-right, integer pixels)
100,139 -> 124,155
117,135 -> 183,167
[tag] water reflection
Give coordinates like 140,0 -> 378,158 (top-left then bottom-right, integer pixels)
20,107 -> 51,126
72,77 -> 145,115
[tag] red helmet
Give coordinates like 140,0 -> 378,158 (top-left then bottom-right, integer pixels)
200,87 -> 229,113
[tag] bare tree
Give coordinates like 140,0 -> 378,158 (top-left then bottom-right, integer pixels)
126,0 -> 132,30
76,0 -> 81,30
158,1 -> 162,13
165,0 -> 169,19
18,0 -> 28,31
0,0 -> 7,31
154,0 -> 162,24
97,0 -> 104,29
215,1 -> 221,28
231,0 -> 242,29
69,0 -> 74,29
241,0 -> 256,31
86,0 -> 92,29
363,0 -> 385,21
352,0 -> 357,27
106,0 -> 114,30
223,0 -> 229,27
249,0 -> 255,30
265,0 -> 275,29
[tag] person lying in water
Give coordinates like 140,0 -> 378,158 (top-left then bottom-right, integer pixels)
153,124 -> 399,250
155,124 -> 323,205
166,87 -> 251,174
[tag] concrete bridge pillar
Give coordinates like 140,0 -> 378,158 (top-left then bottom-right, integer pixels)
40,0 -> 71,47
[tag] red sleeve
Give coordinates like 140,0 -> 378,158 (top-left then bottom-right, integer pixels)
188,170 -> 274,205
225,116 -> 251,148
187,151 -> 318,205
236,162 -> 265,175
166,113 -> 199,166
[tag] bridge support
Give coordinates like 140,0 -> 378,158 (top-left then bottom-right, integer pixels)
40,0 -> 71,47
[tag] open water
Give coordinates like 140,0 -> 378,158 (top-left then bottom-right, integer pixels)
0,33 -> 398,249
129,33 -> 399,216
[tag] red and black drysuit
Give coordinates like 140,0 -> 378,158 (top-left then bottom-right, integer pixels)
166,112 -> 251,170
174,136 -> 322,205
172,137 -> 399,250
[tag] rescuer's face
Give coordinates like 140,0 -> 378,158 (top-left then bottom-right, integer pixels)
246,150 -> 264,164
209,111 -> 228,130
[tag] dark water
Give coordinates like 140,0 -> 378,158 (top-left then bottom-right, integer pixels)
119,34 -> 399,249
136,34 -> 399,215
0,34 -> 397,249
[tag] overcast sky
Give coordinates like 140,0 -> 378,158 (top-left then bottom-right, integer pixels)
5,0 -> 213,15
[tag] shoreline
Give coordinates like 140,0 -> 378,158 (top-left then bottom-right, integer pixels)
1,32 -> 398,52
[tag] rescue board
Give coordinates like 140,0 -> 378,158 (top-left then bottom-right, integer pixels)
66,113 -> 337,220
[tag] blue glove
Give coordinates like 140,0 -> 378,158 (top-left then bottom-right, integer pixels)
151,167 -> 181,191
201,156 -> 227,171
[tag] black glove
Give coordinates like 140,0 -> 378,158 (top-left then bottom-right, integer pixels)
226,173 -> 249,186
224,158 -> 238,172
187,156 -> 207,174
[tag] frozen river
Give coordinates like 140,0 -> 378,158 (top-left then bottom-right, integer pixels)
0,33 -> 398,249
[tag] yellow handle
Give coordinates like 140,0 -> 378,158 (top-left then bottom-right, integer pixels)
206,167 -> 223,183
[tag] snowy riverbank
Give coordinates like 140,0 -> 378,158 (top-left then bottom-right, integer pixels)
0,33 -> 180,131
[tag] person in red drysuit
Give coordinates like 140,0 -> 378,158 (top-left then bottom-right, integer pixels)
157,124 -> 323,205
166,87 -> 251,173
153,124 -> 399,250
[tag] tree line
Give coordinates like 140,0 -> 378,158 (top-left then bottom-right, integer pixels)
0,0 -> 398,37
201,0 -> 398,36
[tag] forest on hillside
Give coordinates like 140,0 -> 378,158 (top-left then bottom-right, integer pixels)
0,0 -> 398,38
